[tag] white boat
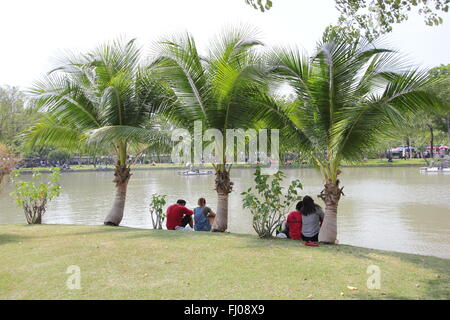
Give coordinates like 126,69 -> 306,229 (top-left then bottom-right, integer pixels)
178,170 -> 214,176
420,167 -> 450,173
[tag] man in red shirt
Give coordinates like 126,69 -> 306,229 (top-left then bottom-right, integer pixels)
166,199 -> 194,230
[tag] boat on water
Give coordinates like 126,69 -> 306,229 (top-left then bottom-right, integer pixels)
420,167 -> 450,173
178,170 -> 214,176
420,158 -> 450,173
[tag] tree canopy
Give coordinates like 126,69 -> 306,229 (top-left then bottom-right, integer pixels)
246,0 -> 449,40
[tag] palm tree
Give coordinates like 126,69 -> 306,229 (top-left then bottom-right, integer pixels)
154,28 -> 268,232
265,37 -> 440,243
26,39 -> 172,226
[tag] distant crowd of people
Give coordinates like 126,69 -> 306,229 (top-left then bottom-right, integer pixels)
165,195 -> 324,246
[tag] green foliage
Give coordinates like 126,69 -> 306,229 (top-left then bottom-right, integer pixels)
264,35 -> 440,183
0,143 -> 19,185
245,0 -> 272,12
242,167 -> 302,238
10,168 -> 61,224
0,86 -> 40,150
149,193 -> 167,229
154,27 -> 270,176
335,0 -> 449,41
27,39 -> 173,168
427,64 -> 450,108
246,0 -> 449,41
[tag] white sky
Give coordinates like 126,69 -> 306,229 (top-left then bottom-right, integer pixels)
1,0 -> 449,89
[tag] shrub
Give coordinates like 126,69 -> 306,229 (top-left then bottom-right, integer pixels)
10,168 -> 61,224
149,193 -> 167,229
241,167 -> 302,238
0,144 -> 19,185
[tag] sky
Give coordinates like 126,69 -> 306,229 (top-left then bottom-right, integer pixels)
1,0 -> 449,89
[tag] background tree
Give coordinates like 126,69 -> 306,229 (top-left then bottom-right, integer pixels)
426,64 -> 450,146
335,0 -> 449,40
0,86 -> 40,150
246,0 -> 449,41
264,36 -> 441,243
26,39 -> 173,226
47,149 -> 71,164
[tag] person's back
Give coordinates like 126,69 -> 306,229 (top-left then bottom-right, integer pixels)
193,198 -> 215,231
166,200 -> 193,230
301,208 -> 323,236
287,210 -> 302,240
286,201 -> 303,240
300,196 -> 324,242
194,207 -> 211,231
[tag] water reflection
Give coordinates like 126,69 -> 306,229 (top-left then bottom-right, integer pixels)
0,167 -> 449,258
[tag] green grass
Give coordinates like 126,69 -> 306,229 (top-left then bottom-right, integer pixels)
0,224 -> 448,300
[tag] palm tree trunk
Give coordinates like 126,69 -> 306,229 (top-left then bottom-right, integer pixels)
318,180 -> 344,244
406,137 -> 411,159
447,117 -> 450,148
428,124 -> 434,158
211,166 -> 233,232
104,164 -> 131,226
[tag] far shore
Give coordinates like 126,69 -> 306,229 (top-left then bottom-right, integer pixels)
15,159 -> 427,174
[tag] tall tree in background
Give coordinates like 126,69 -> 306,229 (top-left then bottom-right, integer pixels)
264,36 -> 441,243
426,64 -> 450,147
27,39 -> 172,226
0,86 -> 40,150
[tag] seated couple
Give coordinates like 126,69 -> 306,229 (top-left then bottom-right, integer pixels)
276,196 -> 324,245
166,198 -> 216,231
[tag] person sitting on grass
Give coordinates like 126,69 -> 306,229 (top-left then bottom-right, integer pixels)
193,197 -> 216,231
300,195 -> 324,244
166,199 -> 194,231
285,201 -> 303,240
276,200 -> 302,239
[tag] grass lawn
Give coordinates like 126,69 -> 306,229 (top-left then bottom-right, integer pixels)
0,224 -> 448,300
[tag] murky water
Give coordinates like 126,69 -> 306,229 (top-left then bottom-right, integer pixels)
1,167 -> 449,258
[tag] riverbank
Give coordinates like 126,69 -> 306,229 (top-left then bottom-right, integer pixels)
0,224 -> 448,299
16,159 -> 427,174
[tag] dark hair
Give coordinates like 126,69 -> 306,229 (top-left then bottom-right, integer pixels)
198,197 -> 206,206
301,196 -> 317,216
176,199 -> 186,206
295,201 -> 303,212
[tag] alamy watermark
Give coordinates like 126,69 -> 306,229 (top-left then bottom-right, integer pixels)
366,265 -> 381,290
171,121 -> 280,175
66,265 -> 81,290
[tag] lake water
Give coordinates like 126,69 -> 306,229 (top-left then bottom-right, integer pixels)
1,167 -> 449,258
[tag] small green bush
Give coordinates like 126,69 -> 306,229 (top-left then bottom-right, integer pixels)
149,193 -> 167,229
10,168 -> 61,224
242,167 -> 302,238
